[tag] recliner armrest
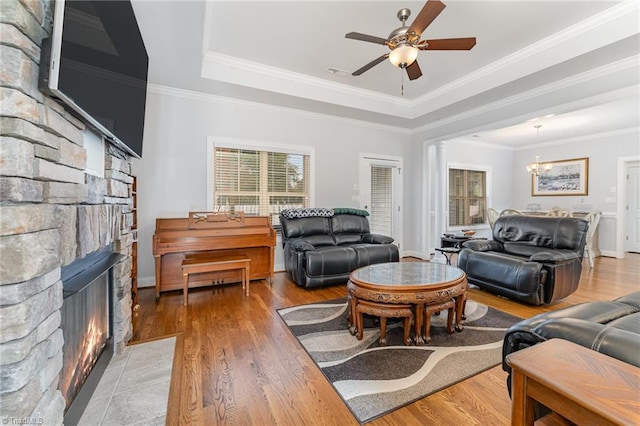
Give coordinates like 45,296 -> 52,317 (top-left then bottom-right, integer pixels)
462,240 -> 503,252
287,239 -> 315,252
529,250 -> 580,263
362,233 -> 394,244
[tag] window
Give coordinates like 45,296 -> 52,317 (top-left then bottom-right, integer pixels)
211,145 -> 310,225
448,167 -> 487,227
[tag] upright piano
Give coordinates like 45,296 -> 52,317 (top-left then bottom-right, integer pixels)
152,212 -> 276,300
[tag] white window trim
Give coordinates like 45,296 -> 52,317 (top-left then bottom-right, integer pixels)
206,136 -> 315,211
446,162 -> 492,231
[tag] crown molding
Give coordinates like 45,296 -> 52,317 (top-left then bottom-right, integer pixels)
452,137 -> 515,152
147,83 -> 411,135
450,126 -> 638,152
413,0 -> 639,107
199,1 -> 638,121
412,60 -> 639,136
513,126 -> 639,151
201,51 -> 414,118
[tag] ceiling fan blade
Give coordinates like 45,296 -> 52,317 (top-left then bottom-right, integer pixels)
406,61 -> 422,80
345,32 -> 389,45
420,38 -> 477,50
352,54 -> 389,76
407,0 -> 446,37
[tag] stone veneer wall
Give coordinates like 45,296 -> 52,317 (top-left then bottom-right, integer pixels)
0,0 -> 135,423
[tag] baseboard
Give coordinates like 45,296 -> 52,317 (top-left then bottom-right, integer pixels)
599,250 -> 618,258
401,250 -> 430,260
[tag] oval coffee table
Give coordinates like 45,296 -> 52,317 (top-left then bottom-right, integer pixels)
347,262 -> 468,345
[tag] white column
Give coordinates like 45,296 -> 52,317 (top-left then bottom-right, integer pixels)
433,141 -> 448,263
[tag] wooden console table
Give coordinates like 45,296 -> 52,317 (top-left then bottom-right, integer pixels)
506,338 -> 640,425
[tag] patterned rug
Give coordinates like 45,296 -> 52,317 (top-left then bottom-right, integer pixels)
278,299 -> 520,424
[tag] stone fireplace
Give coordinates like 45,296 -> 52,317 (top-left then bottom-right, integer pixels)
0,0 -> 136,423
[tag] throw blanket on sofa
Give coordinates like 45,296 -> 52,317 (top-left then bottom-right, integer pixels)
280,208 -> 334,219
280,207 -> 370,219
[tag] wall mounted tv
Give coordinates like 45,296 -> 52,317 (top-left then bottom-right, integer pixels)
40,0 -> 148,159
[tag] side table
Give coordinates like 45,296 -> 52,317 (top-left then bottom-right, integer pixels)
506,338 -> 640,425
434,247 -> 461,265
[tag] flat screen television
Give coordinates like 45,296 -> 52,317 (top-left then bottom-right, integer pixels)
40,0 -> 148,158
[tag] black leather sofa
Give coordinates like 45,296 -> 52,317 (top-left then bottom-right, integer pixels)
280,208 -> 399,288
458,215 -> 588,305
502,291 -> 640,398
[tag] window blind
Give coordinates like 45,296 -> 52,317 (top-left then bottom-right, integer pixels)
213,147 -> 309,224
449,168 -> 486,227
370,165 -> 394,236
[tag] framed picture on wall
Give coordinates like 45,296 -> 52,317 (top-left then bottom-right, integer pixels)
532,157 -> 589,196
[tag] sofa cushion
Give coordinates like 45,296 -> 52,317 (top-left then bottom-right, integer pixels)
503,243 -> 580,262
303,234 -> 336,247
304,246 -> 358,277
332,207 -> 369,216
351,244 -> 399,267
331,214 -> 370,234
334,233 -> 362,245
460,251 -> 544,294
362,233 -> 394,244
281,216 -> 331,240
494,216 -> 588,250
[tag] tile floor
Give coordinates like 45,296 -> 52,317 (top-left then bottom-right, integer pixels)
77,336 -> 176,426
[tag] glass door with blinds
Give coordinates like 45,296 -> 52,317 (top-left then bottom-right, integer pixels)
360,156 -> 402,248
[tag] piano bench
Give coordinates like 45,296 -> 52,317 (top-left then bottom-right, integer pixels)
181,253 -> 251,306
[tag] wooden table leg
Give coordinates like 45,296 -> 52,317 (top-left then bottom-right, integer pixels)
154,255 -> 162,302
348,293 -> 358,336
446,306 -> 454,334
414,303 -> 425,345
379,317 -> 388,345
402,317 -> 412,345
182,271 -> 189,306
510,368 -> 536,425
454,294 -> 465,332
423,307 -> 432,344
244,265 -> 250,296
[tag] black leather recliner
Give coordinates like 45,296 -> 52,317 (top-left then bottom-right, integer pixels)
280,209 -> 399,288
458,215 -> 588,305
502,291 -> 640,398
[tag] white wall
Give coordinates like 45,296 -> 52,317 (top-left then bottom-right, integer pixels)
512,128 -> 640,255
134,87 -> 639,287
134,88 -> 413,286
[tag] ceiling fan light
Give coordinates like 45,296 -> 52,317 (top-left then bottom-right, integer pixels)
389,44 -> 418,68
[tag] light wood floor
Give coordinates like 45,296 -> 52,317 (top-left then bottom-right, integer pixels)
132,254 -> 639,425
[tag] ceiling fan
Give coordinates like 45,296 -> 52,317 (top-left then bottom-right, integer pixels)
345,0 -> 476,81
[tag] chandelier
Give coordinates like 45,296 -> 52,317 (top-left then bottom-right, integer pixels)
526,125 -> 552,176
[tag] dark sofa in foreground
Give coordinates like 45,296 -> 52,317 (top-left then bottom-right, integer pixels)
502,291 -> 640,399
458,215 -> 589,305
280,208 -> 399,288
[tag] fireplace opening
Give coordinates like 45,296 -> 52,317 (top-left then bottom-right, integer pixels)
59,245 -> 123,423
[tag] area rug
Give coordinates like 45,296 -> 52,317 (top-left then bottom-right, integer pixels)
278,299 -> 521,424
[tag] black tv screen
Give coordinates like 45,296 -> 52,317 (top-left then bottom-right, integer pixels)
40,0 -> 148,158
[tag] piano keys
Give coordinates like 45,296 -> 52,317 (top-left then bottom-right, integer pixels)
152,212 -> 276,301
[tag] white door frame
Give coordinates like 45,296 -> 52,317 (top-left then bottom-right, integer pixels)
359,153 -> 403,253
616,155 -> 640,258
